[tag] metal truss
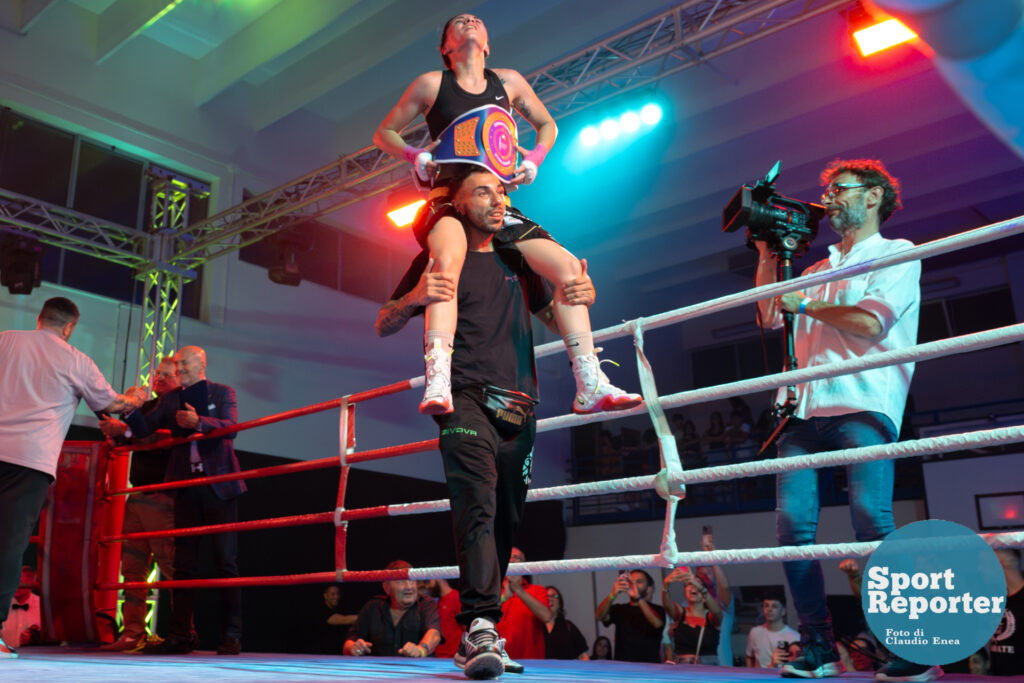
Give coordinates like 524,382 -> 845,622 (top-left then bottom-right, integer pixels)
0,187 -> 149,269
168,0 -> 852,267
135,170 -> 201,387
136,269 -> 182,389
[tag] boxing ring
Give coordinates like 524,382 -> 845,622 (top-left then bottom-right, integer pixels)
11,215 -> 1024,682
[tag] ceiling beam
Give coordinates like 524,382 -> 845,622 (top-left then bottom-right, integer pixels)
95,0 -> 181,64
0,0 -> 55,34
193,0 -> 360,106
248,0 -> 470,131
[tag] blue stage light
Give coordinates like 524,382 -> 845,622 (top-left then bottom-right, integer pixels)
620,111 -> 641,133
580,126 -> 600,146
640,103 -> 662,125
599,119 -> 620,140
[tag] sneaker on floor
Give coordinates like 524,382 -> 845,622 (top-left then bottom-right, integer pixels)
420,339 -> 453,415
875,659 -> 943,682
99,634 -> 144,652
454,619 -> 504,680
501,649 -> 524,674
571,351 -> 642,414
780,638 -> 844,678
0,635 -> 17,659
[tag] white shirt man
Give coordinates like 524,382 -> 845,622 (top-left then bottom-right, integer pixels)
746,598 -> 799,668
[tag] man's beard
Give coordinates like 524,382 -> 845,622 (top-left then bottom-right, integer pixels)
828,198 -> 867,235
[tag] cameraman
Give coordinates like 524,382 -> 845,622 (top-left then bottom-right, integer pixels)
754,160 -> 931,681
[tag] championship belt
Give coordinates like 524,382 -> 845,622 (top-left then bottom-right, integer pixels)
432,104 -> 519,182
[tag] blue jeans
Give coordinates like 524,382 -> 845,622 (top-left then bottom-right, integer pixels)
776,411 -> 897,630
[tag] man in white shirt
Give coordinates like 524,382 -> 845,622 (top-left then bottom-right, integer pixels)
754,160 -> 933,682
746,597 -> 799,668
0,297 -> 144,659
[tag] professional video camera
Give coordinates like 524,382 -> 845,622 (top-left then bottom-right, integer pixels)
721,161 -> 825,258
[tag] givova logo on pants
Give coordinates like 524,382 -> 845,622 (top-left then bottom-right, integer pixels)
441,426 -> 478,437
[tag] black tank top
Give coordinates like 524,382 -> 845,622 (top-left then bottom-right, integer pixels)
426,69 -> 511,140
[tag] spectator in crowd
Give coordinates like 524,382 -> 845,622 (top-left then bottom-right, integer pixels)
591,635 -> 612,660
723,411 -> 751,449
702,412 -> 727,452
419,578 -> 462,658
344,561 -> 441,658
694,532 -> 734,666
98,356 -> 180,653
497,547 -> 551,671
312,584 -> 356,654
596,570 -> 665,663
670,414 -> 687,439
0,297 -> 145,660
746,597 -> 799,668
728,397 -> 754,430
989,548 -> 1023,676
543,586 -> 588,660
1,566 -> 40,650
677,420 -> 703,468
662,567 -> 721,664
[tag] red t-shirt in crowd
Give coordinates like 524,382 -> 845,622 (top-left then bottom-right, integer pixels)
434,589 -> 463,657
497,582 -> 549,660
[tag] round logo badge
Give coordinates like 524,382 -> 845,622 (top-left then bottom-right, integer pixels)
482,109 -> 517,178
862,519 -> 1005,665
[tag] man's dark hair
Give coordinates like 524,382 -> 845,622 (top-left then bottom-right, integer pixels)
39,297 -> 79,327
821,158 -> 902,223
763,593 -> 787,608
631,569 -> 655,588
447,163 -> 493,196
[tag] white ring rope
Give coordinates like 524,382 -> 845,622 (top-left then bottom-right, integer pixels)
539,322 -> 1024,432
674,425 -> 1024,485
534,212 -> 1024,358
340,476 -> 659,519
386,531 -> 1024,581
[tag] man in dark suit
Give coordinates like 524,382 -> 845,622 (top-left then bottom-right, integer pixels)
126,345 -> 245,655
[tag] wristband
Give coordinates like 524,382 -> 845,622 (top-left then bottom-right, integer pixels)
522,143 -> 549,167
417,644 -> 428,656
403,145 -> 426,164
798,297 -> 813,314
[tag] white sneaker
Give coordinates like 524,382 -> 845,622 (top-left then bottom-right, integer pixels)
0,635 -> 17,659
454,618 -> 504,679
571,350 -> 642,414
420,339 -> 453,415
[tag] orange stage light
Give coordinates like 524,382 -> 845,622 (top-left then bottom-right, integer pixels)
853,18 -> 916,57
387,199 -> 425,228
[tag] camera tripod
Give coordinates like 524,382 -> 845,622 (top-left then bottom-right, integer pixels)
757,241 -> 802,456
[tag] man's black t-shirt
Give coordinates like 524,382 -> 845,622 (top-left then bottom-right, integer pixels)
390,248 -> 552,399
606,602 -> 667,663
346,595 -> 441,656
990,586 -> 1023,676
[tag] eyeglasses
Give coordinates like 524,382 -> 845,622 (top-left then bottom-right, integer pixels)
821,183 -> 868,201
